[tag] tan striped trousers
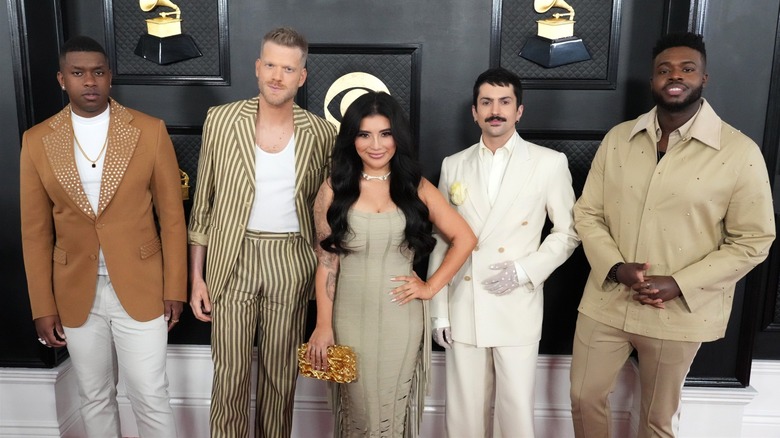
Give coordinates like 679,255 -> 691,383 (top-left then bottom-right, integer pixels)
210,231 -> 317,438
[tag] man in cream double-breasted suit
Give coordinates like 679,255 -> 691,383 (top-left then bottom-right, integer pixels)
428,67 -> 579,437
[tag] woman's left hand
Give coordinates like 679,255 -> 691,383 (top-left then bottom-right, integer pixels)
390,272 -> 435,305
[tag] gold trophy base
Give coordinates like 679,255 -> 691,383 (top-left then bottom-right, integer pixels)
537,18 -> 575,40
145,17 -> 182,38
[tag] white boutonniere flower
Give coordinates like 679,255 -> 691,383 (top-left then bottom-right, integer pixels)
449,181 -> 467,206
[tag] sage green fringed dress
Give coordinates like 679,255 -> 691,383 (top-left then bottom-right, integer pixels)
332,209 -> 430,438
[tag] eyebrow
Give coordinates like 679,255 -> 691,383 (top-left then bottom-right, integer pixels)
479,96 -> 514,101
656,60 -> 698,67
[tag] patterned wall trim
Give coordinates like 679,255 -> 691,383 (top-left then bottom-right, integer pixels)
169,126 -> 203,221
102,0 -> 229,85
490,0 -> 622,90
759,11 -> 780,331
520,130 -> 603,197
295,44 -> 422,148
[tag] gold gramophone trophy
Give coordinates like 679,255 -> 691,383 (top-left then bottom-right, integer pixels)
519,0 -> 591,68
134,0 -> 202,65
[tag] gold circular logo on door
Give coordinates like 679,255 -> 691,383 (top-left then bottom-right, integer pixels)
324,72 -> 390,130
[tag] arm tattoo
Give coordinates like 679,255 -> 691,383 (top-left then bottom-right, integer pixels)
326,270 -> 336,302
313,182 -> 338,301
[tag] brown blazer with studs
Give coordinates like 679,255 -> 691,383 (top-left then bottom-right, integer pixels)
20,99 -> 187,327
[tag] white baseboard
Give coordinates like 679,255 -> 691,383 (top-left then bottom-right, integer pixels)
741,360 -> 780,438
2,347 -> 778,438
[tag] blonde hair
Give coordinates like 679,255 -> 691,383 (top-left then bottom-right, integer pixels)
261,27 -> 308,63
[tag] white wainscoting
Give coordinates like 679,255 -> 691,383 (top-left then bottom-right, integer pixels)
741,360 -> 780,438
1,346 -> 778,438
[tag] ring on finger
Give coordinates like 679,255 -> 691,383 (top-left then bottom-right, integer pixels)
37,337 -> 47,345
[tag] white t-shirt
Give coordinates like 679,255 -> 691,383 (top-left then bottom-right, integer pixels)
72,107 -> 110,275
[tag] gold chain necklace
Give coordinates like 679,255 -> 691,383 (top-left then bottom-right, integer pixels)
73,131 -> 108,168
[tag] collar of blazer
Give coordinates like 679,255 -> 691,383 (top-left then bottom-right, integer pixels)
460,132 -> 534,240
233,97 -> 319,198
42,99 -> 140,220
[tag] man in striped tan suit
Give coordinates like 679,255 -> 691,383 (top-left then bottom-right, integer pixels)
188,27 -> 336,437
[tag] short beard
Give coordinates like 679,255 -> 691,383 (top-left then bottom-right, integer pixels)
652,84 -> 703,113
259,84 -> 296,107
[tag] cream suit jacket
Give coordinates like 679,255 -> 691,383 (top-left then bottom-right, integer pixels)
429,132 -> 579,347
188,98 -> 336,302
20,100 -> 188,327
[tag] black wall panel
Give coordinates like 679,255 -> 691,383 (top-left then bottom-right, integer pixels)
4,0 -> 780,389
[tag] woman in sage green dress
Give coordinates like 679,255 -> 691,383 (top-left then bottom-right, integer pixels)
306,92 -> 476,437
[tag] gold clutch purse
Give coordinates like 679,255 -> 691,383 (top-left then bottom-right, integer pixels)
297,343 -> 357,383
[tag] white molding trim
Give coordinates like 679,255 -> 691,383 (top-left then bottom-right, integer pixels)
741,360 -> 780,438
2,347 -> 779,437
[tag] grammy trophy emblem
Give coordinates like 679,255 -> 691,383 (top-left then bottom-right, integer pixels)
134,0 -> 202,65
519,0 -> 591,68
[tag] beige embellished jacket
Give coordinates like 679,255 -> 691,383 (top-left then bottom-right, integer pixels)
574,100 -> 775,342
20,99 -> 187,327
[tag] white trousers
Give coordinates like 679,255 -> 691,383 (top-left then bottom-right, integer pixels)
63,275 -> 176,438
445,341 -> 539,438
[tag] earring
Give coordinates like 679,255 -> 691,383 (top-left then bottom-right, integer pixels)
61,86 -> 65,91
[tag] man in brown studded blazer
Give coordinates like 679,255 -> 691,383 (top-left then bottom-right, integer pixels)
20,36 -> 186,437
188,27 -> 336,438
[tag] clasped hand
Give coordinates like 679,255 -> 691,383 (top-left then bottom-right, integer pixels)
616,263 -> 681,309
630,275 -> 681,309
482,261 -> 520,295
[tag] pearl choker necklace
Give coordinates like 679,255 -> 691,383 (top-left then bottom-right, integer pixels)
361,171 -> 391,181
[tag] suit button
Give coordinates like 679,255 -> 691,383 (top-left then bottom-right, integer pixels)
90,254 -> 97,260
521,221 -> 528,226
464,276 -> 471,281
96,223 -> 105,229
498,247 -> 505,253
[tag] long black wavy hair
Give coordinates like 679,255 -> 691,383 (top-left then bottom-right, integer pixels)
321,91 -> 435,263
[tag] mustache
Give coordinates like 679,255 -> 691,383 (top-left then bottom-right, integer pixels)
485,116 -> 507,123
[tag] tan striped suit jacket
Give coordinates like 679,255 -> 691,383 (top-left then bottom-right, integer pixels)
188,98 -> 336,302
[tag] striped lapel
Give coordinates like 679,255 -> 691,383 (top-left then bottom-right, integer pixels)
233,98 -> 259,199
292,104 -> 314,195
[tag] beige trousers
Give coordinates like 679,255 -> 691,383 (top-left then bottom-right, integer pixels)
570,313 -> 701,438
445,341 -> 539,437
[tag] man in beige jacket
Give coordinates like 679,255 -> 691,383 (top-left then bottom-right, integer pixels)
571,32 -> 775,438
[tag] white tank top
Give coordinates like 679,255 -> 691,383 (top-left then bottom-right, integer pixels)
246,135 -> 301,232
